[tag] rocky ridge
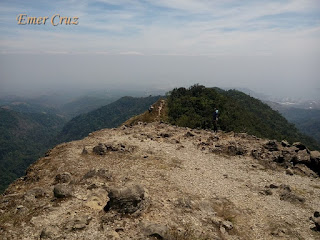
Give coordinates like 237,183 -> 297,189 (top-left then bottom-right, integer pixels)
1,122 -> 320,239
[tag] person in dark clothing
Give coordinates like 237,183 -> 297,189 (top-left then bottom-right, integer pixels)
213,108 -> 219,132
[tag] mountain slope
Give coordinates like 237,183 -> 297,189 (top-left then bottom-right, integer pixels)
268,103 -> 320,145
0,109 -> 66,193
1,123 -> 319,239
57,96 -> 162,143
58,96 -> 117,119
166,85 -> 320,150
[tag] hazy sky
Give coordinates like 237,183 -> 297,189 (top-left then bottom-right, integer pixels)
0,0 -> 319,99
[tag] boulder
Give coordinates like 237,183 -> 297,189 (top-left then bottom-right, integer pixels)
104,183 -> 147,214
311,151 -> 320,160
292,149 -> 311,165
53,184 -> 72,198
292,142 -> 308,151
310,151 -> 320,175
93,143 -> 108,155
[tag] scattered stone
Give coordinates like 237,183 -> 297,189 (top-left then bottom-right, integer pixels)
142,222 -> 168,239
293,164 -> 318,178
281,140 -> 290,147
53,184 -> 72,198
221,220 -> 233,230
83,169 -> 113,181
25,187 -> 46,200
269,184 -> 278,189
185,131 -> 195,137
280,184 -> 291,192
260,189 -> 273,196
175,197 -> 193,209
314,211 -> 320,218
279,189 -> 305,204
81,147 -> 88,155
55,172 -> 72,184
251,149 -> 261,159
160,133 -> 171,138
65,215 -> 91,231
40,226 -> 59,239
104,183 -> 148,214
15,204 -> 27,215
105,230 -> 120,239
314,218 -> 320,231
271,228 -> 286,237
227,145 -> 246,156
285,168 -> 294,176
264,140 -> 279,151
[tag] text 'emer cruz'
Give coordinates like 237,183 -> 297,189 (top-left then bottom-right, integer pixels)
17,14 -> 79,26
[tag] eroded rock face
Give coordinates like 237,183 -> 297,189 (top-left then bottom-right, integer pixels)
104,183 -> 147,214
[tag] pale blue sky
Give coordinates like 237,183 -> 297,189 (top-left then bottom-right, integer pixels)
0,0 -> 319,99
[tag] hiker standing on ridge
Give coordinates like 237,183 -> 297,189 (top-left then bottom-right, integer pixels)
148,105 -> 154,113
213,108 -> 219,132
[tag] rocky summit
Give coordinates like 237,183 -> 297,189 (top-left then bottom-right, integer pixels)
1,122 -> 320,240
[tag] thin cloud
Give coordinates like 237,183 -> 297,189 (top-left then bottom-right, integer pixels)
0,0 -> 319,56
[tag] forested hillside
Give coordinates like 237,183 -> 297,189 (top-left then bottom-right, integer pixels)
0,109 -> 66,193
56,96 -> 162,143
272,106 -> 320,144
167,85 -> 320,150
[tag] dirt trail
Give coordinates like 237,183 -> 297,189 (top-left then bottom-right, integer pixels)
157,99 -> 165,120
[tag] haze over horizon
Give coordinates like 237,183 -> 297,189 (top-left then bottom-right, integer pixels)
1,0 -> 319,100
